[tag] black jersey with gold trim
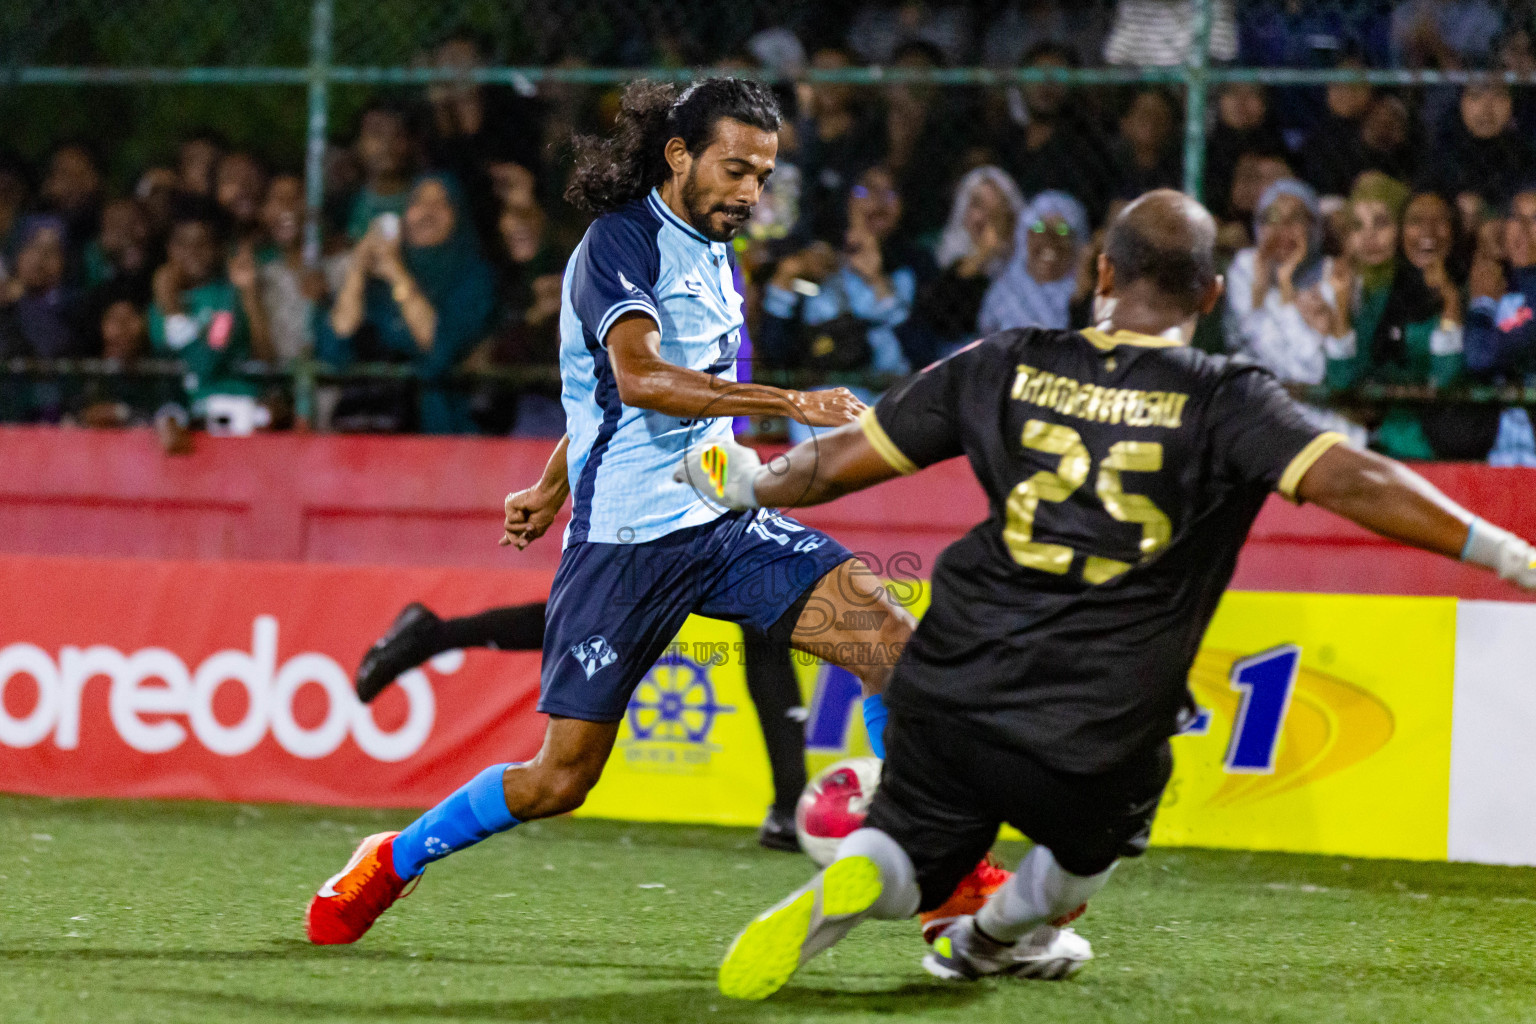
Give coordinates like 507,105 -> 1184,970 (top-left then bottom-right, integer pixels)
862,326 -> 1343,773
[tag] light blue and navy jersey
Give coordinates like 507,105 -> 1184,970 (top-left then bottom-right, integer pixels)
559,189 -> 744,546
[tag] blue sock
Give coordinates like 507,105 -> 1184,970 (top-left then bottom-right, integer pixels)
392,763 -> 520,879
862,694 -> 888,760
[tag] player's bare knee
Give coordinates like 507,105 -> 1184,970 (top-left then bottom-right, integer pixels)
539,767 -> 595,816
504,761 -> 599,819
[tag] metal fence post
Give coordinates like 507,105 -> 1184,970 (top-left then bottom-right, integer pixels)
303,0 -> 333,266
1181,0 -> 1215,201
297,0 -> 334,426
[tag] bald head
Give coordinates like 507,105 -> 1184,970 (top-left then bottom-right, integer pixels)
1103,189 -> 1218,315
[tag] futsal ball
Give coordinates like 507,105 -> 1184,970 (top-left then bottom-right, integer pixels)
795,756 -> 882,866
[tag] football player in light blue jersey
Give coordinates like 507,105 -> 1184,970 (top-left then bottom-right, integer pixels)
307,78 -> 948,947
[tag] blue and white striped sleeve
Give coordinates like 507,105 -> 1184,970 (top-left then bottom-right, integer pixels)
570,214 -> 662,345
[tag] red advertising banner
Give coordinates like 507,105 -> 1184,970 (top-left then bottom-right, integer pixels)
0,554 -> 557,807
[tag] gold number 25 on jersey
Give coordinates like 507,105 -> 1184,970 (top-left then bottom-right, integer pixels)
1002,419 -> 1171,584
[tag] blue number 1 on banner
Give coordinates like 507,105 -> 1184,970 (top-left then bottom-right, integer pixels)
1224,645 -> 1301,773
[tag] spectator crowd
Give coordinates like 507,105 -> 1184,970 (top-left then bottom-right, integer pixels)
3,1 -> 1536,463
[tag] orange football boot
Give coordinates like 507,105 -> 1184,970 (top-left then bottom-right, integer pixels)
306,831 -> 413,944
920,854 -> 1013,944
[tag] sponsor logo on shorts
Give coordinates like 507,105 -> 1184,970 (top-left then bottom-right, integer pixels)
570,635 -> 618,679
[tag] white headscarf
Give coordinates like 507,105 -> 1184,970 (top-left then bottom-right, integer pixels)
978,190 -> 1090,333
934,165 -> 1027,275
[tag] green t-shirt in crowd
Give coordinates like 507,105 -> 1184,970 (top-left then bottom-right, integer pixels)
148,279 -> 258,408
1325,276 -> 1463,461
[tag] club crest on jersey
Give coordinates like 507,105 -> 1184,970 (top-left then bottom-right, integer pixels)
699,445 -> 729,499
571,635 -> 618,678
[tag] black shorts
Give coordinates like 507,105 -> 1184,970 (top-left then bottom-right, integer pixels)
865,707 -> 1173,911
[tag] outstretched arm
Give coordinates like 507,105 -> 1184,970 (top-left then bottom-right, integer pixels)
500,434 -> 571,550
752,422 -> 903,508
1296,444 -> 1536,588
673,417 -> 906,511
606,313 -> 865,427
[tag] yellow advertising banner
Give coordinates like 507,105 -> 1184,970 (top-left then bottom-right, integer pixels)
580,590 -> 1459,863
1152,592 -> 1457,861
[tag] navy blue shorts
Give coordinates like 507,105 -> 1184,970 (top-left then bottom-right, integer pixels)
539,509 -> 853,721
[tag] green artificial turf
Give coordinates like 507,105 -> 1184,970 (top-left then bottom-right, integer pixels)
3,794 -> 1536,1023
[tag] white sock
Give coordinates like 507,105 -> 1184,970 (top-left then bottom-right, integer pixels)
975,846 -> 1115,943
834,827 -> 921,920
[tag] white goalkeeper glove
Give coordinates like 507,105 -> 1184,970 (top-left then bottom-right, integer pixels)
1462,518 -> 1536,590
672,436 -> 763,511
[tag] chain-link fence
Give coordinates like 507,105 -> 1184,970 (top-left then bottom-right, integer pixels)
2,0 -> 1536,453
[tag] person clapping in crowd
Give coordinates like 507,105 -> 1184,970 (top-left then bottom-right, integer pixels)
897,166 -> 1025,365
1302,174 -> 1476,459
1222,175 -> 1367,443
1313,175 -> 1462,392
1466,186 -> 1536,384
139,201 -> 272,445
0,215 -> 86,422
0,216 -> 83,365
256,173 -> 350,364
1466,186 -> 1536,465
978,189 -> 1088,334
1224,178 -> 1330,384
467,171 -> 566,435
1401,191 -> 1467,337
148,204 -> 272,414
318,173 -> 495,434
486,179 -> 563,368
760,165 -> 926,379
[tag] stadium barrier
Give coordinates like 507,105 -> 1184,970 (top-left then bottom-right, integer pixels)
4,425 -> 1535,595
1,552 -> 1534,867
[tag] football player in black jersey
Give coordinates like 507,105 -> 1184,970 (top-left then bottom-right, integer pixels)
677,190 -> 1536,999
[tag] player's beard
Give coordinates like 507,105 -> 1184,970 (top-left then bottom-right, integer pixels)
681,169 -> 751,243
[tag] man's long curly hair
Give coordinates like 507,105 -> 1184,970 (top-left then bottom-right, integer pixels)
565,77 -> 782,215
